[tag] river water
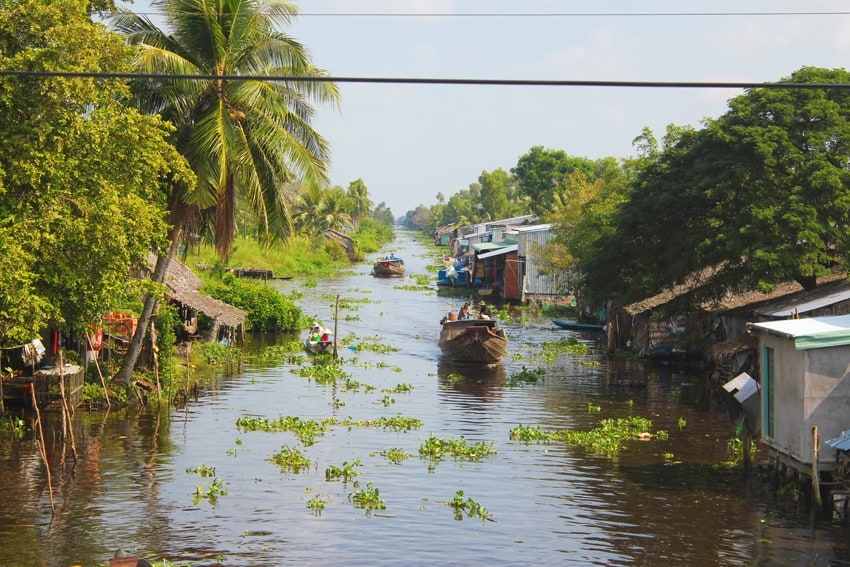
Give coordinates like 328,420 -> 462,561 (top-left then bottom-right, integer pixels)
1,231 -> 849,566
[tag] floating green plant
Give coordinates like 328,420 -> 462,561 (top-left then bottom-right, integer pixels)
294,362 -> 350,384
306,495 -> 327,514
380,394 -> 395,407
383,383 -> 414,394
186,464 -> 216,477
340,333 -> 399,353
444,372 -> 464,384
587,403 -> 601,412
325,459 -> 361,482
511,416 -> 658,458
342,415 -> 422,431
419,433 -> 497,461
678,416 -> 687,429
193,477 -> 229,505
506,366 -> 545,387
236,415 -> 336,446
379,447 -> 411,464
446,490 -> 490,521
269,445 -> 311,473
350,482 -> 386,514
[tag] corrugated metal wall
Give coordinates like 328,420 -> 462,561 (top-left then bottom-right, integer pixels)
517,229 -> 558,297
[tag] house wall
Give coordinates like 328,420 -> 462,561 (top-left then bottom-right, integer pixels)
516,228 -> 557,297
803,347 -> 850,464
761,334 -> 806,461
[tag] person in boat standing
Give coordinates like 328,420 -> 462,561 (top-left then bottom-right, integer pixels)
476,301 -> 492,319
457,302 -> 471,320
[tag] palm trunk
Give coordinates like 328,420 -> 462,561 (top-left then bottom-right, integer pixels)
113,240 -> 177,387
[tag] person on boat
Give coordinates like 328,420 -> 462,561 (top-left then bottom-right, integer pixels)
458,302 -> 471,320
320,328 -> 332,343
309,322 -> 322,342
476,301 -> 492,319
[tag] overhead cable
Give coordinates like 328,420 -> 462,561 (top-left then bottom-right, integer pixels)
2,70 -> 849,90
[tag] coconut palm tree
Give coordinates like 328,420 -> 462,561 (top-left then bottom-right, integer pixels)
346,179 -> 373,229
109,0 -> 340,259
108,0 -> 338,384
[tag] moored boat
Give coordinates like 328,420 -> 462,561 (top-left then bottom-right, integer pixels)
552,319 -> 606,332
372,257 -> 405,277
438,318 -> 508,364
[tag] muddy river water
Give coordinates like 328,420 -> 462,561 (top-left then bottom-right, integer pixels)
1,231 -> 849,566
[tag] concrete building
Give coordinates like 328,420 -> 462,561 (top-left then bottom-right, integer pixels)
748,314 -> 850,472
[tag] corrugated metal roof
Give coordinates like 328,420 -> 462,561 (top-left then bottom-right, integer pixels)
755,278 -> 850,317
749,314 -> 850,350
826,430 -> 850,452
478,244 -> 518,259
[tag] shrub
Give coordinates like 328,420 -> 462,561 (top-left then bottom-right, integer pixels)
203,274 -> 302,332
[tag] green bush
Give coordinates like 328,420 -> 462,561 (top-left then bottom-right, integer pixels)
203,275 -> 302,332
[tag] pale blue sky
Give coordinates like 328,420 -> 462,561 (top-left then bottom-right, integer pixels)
129,0 -> 850,217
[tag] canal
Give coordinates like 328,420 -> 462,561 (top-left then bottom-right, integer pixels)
1,230 -> 849,566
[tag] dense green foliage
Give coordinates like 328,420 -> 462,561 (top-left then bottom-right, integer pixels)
110,0 -> 340,259
581,66 -> 850,305
203,274 -> 302,332
0,0 -> 192,346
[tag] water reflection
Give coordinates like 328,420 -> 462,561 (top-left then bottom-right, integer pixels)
436,361 -> 506,399
2,231 -> 850,566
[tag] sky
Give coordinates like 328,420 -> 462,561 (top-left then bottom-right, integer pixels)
132,0 -> 850,217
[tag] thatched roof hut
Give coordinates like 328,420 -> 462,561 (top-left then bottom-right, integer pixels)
149,253 -> 247,337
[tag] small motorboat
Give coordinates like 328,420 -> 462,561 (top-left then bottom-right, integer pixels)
372,256 -> 405,277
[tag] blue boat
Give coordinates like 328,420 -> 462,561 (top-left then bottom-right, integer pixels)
552,319 -> 606,332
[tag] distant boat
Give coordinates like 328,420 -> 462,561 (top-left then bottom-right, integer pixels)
552,319 -> 606,332
438,318 -> 508,365
372,257 -> 405,277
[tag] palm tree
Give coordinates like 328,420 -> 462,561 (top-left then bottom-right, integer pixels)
108,0 -> 338,384
110,0 -> 340,259
346,179 -> 373,229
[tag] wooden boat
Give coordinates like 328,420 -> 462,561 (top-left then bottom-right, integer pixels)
304,337 -> 334,354
552,319 -> 606,332
438,318 -> 508,364
372,258 -> 405,277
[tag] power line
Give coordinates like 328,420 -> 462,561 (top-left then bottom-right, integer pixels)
1,70 -> 848,90
293,11 -> 850,17
105,10 -> 850,18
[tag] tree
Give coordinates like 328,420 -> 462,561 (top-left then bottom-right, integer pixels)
580,66 -> 850,306
346,179 -> 373,229
109,0 -> 340,260
511,146 -> 597,214
371,202 -> 395,227
477,169 -> 512,220
0,0 -> 192,347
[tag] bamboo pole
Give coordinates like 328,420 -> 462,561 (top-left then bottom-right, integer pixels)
813,425 -> 823,510
57,353 -> 77,462
87,332 -> 110,409
333,294 -> 340,360
30,385 -> 55,515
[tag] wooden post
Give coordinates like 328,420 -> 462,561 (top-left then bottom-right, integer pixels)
333,295 -> 340,360
813,425 -> 822,510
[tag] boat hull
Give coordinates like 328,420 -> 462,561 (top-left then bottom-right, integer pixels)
305,338 -> 334,354
372,260 -> 405,277
552,319 -> 606,332
438,319 -> 508,364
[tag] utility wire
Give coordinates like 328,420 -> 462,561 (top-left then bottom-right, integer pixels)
1,70 -> 849,90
